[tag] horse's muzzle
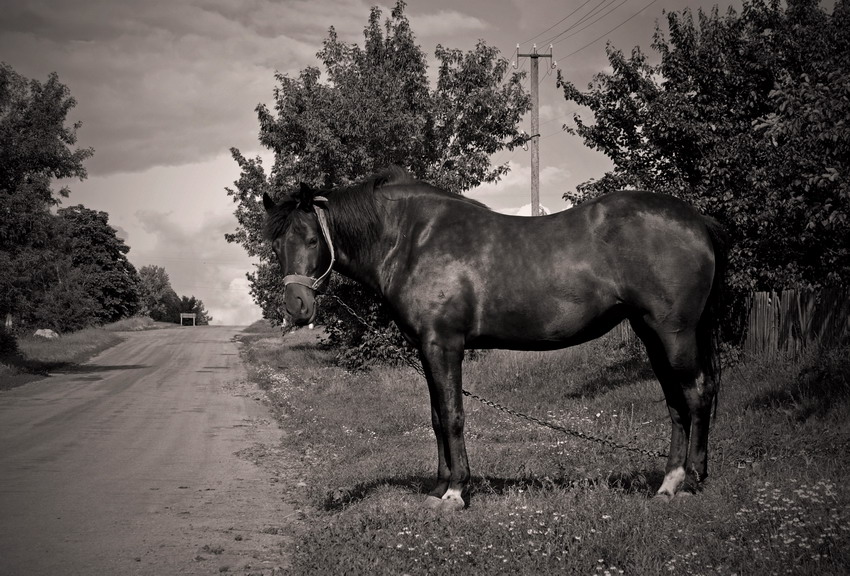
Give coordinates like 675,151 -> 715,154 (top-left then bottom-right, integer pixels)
284,284 -> 317,326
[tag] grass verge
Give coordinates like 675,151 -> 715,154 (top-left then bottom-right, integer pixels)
0,317 -> 164,390
240,325 -> 850,575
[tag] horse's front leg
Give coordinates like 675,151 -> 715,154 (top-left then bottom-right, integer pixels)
419,338 -> 469,511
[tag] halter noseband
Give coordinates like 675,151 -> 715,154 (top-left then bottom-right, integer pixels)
282,196 -> 335,292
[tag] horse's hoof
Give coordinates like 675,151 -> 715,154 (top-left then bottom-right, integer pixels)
439,495 -> 466,512
423,493 -> 466,511
441,487 -> 468,511
653,491 -> 675,503
676,490 -> 694,498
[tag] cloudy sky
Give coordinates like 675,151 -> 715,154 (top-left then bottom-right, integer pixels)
2,0 -> 740,325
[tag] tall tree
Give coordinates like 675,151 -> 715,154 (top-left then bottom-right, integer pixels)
0,63 -> 94,331
138,265 -> 181,323
57,205 -> 141,323
557,0 -> 849,293
178,296 -> 212,325
138,265 -> 211,325
226,1 -> 529,366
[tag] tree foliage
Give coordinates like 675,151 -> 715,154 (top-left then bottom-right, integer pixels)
558,0 -> 849,293
57,205 -> 141,324
0,64 -> 149,334
1,63 -> 93,321
138,265 -> 212,325
226,1 -> 529,367
0,63 -> 93,207
179,296 -> 213,326
0,63 -> 112,334
138,265 -> 181,323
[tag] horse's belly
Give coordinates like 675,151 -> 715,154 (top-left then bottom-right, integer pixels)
466,298 -> 627,351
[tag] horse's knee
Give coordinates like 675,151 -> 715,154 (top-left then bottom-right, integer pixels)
444,410 -> 465,436
683,371 -> 715,414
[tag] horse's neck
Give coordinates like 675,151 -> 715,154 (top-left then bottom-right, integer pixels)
327,201 -> 392,294
327,186 -> 444,294
333,249 -> 382,292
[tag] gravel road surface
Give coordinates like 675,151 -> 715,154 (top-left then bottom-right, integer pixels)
0,326 -> 294,576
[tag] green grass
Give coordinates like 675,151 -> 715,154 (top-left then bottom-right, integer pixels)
0,317 -> 165,390
241,318 -> 278,334
240,328 -> 850,575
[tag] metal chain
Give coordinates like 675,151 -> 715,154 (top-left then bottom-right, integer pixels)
459,390 -> 668,459
324,293 -> 668,460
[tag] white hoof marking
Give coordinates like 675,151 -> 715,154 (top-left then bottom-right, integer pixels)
430,488 -> 465,511
442,488 -> 464,504
657,466 -> 686,498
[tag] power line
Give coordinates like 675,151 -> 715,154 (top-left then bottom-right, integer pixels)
538,65 -> 553,86
540,127 -> 569,140
552,0 -> 631,48
562,0 -> 660,58
541,0 -> 623,47
539,108 -> 577,129
520,0 -> 598,46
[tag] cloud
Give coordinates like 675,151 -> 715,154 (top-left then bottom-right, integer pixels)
0,0 -> 386,176
0,0 -> 516,178
409,10 -> 488,37
466,161 -> 574,214
131,208 -> 261,325
214,277 -> 263,326
469,161 -> 571,196
111,224 -> 130,242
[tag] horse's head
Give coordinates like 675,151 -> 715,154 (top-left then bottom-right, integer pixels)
263,183 -> 334,326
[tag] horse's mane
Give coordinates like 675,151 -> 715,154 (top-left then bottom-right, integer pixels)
265,166 -> 489,251
326,166 -> 488,249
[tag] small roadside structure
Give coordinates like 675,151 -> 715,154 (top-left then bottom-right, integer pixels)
180,313 -> 197,327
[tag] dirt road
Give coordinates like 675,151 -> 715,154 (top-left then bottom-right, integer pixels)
0,326 -> 294,576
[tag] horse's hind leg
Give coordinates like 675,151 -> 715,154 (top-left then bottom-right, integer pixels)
683,364 -> 716,486
631,318 -> 714,498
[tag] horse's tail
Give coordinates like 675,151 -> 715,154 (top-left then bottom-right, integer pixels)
698,215 -> 729,411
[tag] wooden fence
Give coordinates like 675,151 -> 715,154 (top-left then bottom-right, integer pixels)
742,287 -> 850,357
610,287 -> 850,357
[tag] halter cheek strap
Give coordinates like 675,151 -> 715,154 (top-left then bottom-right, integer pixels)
282,197 -> 335,292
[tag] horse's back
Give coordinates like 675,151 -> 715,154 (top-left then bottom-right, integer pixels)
386,189 -> 718,349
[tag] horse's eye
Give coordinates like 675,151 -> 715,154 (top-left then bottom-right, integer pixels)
308,237 -> 319,247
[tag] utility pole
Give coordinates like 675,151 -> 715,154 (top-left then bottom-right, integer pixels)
514,44 -> 555,216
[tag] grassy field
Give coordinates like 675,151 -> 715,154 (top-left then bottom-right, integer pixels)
0,317 -> 166,390
242,323 -> 850,575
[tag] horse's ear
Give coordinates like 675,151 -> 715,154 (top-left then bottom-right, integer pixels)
293,182 -> 316,209
262,192 -> 276,213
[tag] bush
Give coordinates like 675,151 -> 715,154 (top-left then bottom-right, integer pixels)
320,278 -> 419,371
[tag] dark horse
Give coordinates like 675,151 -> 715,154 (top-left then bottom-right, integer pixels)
263,167 -> 727,510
